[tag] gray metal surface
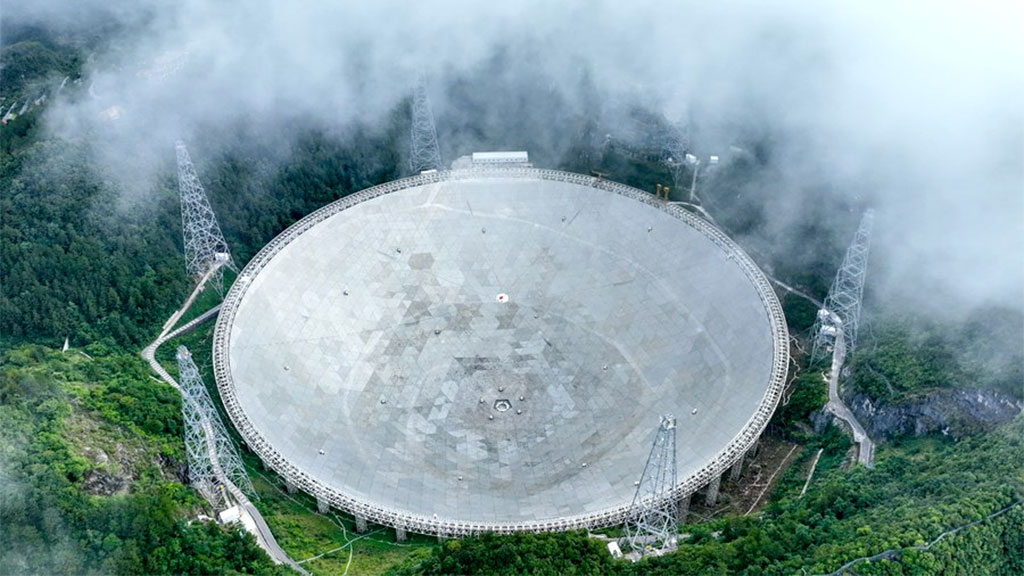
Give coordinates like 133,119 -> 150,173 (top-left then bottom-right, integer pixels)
213,168 -> 788,535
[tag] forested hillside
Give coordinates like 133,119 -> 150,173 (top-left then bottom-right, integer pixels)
1,113 -> 405,348
1,136 -> 188,345
851,309 -> 1023,402
0,345 -> 290,575
388,421 -> 1024,575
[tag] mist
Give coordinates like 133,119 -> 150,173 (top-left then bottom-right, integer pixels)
5,0 -> 1023,313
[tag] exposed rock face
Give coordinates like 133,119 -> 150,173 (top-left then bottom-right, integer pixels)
80,446 -> 132,496
82,469 -> 129,496
82,446 -> 109,466
810,409 -> 841,436
160,454 -> 189,484
844,388 -> 1022,441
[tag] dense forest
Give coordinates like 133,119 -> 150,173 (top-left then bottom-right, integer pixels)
2,20 -> 1022,576
850,309 -> 1024,402
0,345 -> 289,575
388,422 -> 1024,575
0,97 -> 407,348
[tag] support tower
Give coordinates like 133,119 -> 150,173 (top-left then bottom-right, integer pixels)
409,76 -> 442,174
811,209 -> 875,364
663,121 -> 691,195
177,346 -> 254,508
624,414 -> 678,558
176,141 -> 236,294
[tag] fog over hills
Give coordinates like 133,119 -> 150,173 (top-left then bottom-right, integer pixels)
6,0 -> 1023,312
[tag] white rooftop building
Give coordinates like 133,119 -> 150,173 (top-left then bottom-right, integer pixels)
471,151 -> 529,165
218,505 -> 241,524
451,151 -> 531,170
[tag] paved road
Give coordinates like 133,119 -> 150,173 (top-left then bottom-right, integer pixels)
681,201 -> 869,467
824,332 -> 875,467
142,305 -> 221,381
142,279 -> 308,574
768,278 -> 824,309
687,193 -> 869,466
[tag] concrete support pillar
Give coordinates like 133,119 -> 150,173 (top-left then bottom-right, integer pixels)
705,474 -> 721,506
731,451 -> 746,482
285,481 -> 297,494
316,495 -> 329,514
749,436 -> 761,459
355,515 -> 368,533
395,526 -> 408,543
677,493 -> 690,523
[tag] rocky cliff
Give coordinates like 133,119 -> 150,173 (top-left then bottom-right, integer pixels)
843,387 -> 1022,441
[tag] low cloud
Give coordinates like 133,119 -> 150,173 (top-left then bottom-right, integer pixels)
6,0 -> 1022,310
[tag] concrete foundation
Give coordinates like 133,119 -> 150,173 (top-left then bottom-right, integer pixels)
285,481 -> 297,494
705,474 -> 721,506
677,493 -> 690,522
731,451 -> 746,482
355,515 -> 368,533
395,526 -> 408,543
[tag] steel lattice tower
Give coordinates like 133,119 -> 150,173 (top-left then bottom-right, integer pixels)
176,346 -> 254,508
663,123 -> 691,196
176,141 -> 235,294
409,76 -> 442,174
624,415 -> 678,557
811,210 -> 875,364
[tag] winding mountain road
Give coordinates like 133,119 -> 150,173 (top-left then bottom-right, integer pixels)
824,331 -> 874,467
142,272 -> 307,574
